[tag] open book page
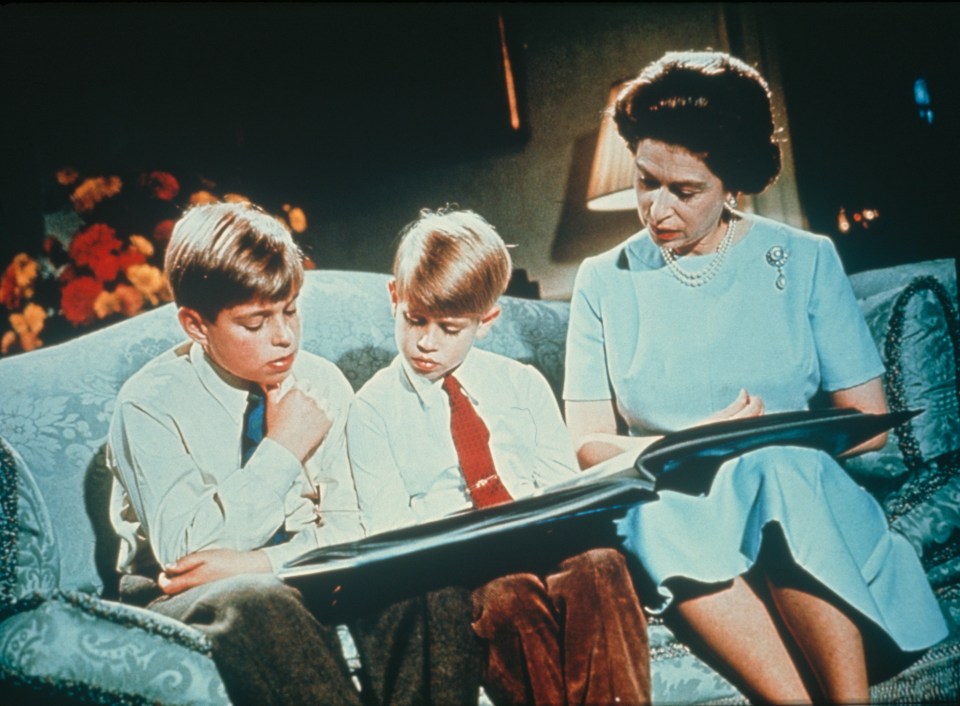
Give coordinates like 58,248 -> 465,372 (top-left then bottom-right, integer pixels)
538,448 -> 654,495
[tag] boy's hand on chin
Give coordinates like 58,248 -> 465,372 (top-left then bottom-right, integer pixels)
158,549 -> 272,595
264,381 -> 333,462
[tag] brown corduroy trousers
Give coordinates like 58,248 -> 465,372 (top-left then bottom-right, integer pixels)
472,547 -> 651,706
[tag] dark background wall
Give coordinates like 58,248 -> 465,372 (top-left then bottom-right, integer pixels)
2,3 -> 957,299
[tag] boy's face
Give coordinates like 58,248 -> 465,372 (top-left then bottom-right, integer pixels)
390,281 -> 499,383
179,290 -> 301,389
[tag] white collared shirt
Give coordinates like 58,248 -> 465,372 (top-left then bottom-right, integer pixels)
108,341 -> 362,574
346,348 -> 579,536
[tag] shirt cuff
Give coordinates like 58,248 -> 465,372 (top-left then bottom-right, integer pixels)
244,438 -> 303,499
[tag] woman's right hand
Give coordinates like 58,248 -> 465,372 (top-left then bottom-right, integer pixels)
695,388 -> 765,426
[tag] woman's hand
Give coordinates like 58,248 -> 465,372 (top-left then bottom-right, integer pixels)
158,548 -> 272,595
695,389 -> 765,426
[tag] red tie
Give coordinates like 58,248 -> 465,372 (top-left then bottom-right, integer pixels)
442,374 -> 513,509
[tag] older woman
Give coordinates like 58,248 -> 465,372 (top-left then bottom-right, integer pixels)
564,51 -> 947,703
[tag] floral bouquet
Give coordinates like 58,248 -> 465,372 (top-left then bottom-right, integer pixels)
0,169 -> 308,356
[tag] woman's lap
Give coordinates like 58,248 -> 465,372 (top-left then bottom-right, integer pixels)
617,446 -> 946,652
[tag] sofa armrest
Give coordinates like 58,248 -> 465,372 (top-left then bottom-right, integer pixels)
0,590 -> 229,705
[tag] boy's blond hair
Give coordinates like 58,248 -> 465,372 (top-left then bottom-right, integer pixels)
165,202 -> 304,321
393,208 -> 512,317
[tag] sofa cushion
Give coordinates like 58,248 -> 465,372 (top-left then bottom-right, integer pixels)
1,438 -> 59,607
846,266 -> 959,480
0,591 -> 228,705
881,450 -> 960,630
0,303 -> 185,595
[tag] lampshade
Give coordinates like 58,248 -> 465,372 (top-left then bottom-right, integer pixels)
585,83 -> 636,211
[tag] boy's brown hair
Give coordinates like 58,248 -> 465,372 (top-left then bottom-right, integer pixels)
165,202 -> 304,321
393,208 -> 512,317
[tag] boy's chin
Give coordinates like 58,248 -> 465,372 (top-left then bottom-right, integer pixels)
253,366 -> 296,390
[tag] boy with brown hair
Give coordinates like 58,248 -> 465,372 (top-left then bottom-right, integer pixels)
347,207 -> 651,705
108,201 -> 479,706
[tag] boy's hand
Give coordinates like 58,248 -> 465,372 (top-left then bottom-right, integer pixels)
158,549 -> 272,595
264,381 -> 333,463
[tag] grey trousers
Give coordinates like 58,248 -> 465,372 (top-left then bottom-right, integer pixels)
142,574 -> 481,706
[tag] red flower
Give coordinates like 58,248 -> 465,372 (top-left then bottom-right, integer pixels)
153,219 -> 174,244
70,223 -> 123,272
116,246 -> 147,275
61,276 -> 103,326
141,171 -> 180,201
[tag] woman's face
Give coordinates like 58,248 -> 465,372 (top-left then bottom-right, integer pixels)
634,138 -> 730,255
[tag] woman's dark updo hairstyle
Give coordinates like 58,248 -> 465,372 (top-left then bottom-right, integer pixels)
613,51 -> 782,195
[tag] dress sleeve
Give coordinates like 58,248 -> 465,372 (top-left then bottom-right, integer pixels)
808,237 -> 885,391
563,258 -> 613,401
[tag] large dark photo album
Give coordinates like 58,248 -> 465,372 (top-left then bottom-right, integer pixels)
279,408 -> 913,609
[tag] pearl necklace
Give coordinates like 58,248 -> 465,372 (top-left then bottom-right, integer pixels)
660,216 -> 737,288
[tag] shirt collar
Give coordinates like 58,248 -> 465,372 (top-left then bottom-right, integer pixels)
397,347 -> 482,408
189,342 -> 295,422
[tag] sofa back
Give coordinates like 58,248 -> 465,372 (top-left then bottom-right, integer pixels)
0,270 -> 569,595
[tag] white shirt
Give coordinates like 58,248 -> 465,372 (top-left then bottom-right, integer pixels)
108,342 -> 363,574
346,348 -> 579,536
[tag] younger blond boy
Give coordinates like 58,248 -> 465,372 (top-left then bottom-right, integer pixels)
347,208 -> 651,706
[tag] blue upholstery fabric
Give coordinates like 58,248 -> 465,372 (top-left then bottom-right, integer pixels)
0,438 -> 59,604
846,260 -> 960,479
0,592 -> 228,705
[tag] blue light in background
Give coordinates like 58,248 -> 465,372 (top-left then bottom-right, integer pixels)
914,77 -> 934,125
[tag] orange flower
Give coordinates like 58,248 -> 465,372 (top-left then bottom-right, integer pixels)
56,167 -> 79,186
71,176 -> 123,213
141,171 -> 180,201
69,224 -> 124,281
93,284 -> 144,319
0,254 -> 39,309
1,331 -> 16,355
127,264 -> 172,306
223,193 -> 250,204
114,283 -> 146,316
287,207 -> 308,233
116,246 -> 147,275
189,190 -> 219,206
129,235 -> 155,257
61,276 -> 103,325
11,303 -> 46,336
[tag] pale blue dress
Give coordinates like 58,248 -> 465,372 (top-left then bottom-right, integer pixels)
563,215 -> 948,652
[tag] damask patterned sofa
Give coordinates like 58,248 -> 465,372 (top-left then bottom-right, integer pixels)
1,260 -> 958,704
